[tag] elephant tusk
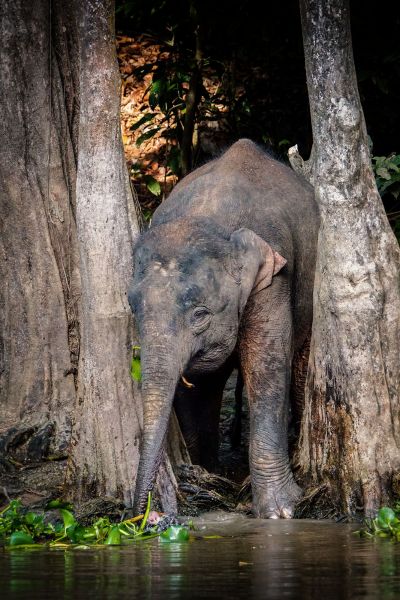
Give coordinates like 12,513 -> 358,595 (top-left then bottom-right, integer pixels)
181,375 -> 195,388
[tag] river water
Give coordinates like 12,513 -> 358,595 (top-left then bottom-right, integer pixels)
1,512 -> 400,599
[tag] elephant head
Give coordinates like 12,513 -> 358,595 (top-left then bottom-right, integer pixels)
129,218 -> 286,512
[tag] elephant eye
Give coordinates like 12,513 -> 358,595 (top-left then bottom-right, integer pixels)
193,306 -> 210,320
191,306 -> 212,331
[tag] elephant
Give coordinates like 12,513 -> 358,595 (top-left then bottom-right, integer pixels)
129,139 -> 319,518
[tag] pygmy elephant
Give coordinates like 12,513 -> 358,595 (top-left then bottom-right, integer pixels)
129,139 -> 319,518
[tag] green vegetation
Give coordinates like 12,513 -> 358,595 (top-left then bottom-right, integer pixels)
160,525 -> 190,542
373,154 -> 400,201
0,495 -> 189,548
117,0 -> 400,167
372,153 -> 400,200
130,345 -> 142,382
358,506 -> 400,540
371,152 -> 400,242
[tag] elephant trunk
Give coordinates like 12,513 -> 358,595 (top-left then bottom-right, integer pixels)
133,331 -> 185,513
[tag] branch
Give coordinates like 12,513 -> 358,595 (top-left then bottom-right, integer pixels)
288,144 -> 315,185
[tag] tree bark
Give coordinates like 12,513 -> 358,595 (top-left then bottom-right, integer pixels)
295,0 -> 400,515
65,0 -> 143,506
0,0 -> 79,499
0,0 -> 191,511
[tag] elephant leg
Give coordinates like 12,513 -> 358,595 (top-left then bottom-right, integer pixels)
174,363 -> 234,471
239,294 -> 302,519
230,369 -> 244,449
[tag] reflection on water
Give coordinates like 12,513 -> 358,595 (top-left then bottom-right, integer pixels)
2,513 -> 400,599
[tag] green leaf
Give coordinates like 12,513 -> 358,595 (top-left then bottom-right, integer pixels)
377,167 -> 391,180
136,128 -> 159,147
377,507 -> 396,529
380,176 -> 400,195
148,79 -> 166,109
144,175 -> 161,197
53,522 -> 64,535
130,346 -> 141,382
130,357 -> 141,381
66,524 -> 96,544
105,526 -> 121,546
46,499 -> 73,510
160,526 -> 190,543
167,146 -> 181,176
59,509 -> 77,531
9,531 -> 34,546
1,499 -> 22,517
24,512 -> 36,526
386,162 -> 400,173
66,524 -> 82,543
139,492 -> 152,532
130,113 -> 155,131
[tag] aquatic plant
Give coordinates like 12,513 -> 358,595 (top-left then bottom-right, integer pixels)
0,494 -> 189,548
358,506 -> 400,540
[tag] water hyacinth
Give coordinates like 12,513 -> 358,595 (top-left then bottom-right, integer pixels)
358,506 -> 400,540
0,494 -> 190,548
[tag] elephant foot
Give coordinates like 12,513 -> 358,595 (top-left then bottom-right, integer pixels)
252,479 -> 302,519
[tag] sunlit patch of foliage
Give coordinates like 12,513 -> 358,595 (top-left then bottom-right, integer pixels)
0,494 -> 189,548
357,506 -> 400,540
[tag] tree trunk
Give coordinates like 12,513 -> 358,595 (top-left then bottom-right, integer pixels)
0,0 -> 184,510
0,0 -> 80,501
295,0 -> 400,515
63,0 -> 143,505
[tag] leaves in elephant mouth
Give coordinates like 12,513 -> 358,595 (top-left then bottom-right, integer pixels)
131,345 -> 142,382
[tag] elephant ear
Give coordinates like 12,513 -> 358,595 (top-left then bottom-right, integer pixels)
229,228 -> 287,315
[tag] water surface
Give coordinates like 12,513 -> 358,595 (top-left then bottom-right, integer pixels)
1,512 -> 400,599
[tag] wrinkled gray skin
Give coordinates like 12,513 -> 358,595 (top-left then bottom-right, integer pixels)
129,139 -> 319,518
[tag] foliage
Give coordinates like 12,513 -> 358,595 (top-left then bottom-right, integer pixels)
117,0 -> 400,181
0,500 -> 56,545
130,46 -> 230,181
118,0 -> 311,192
130,345 -> 142,382
371,152 -> 400,242
0,495 -> 190,548
128,162 -> 161,204
357,506 -> 400,540
131,58 -> 188,179
372,154 -> 400,200
160,525 -> 190,542
117,0 -> 314,150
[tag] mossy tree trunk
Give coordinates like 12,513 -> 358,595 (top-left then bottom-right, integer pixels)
294,0 -> 400,515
